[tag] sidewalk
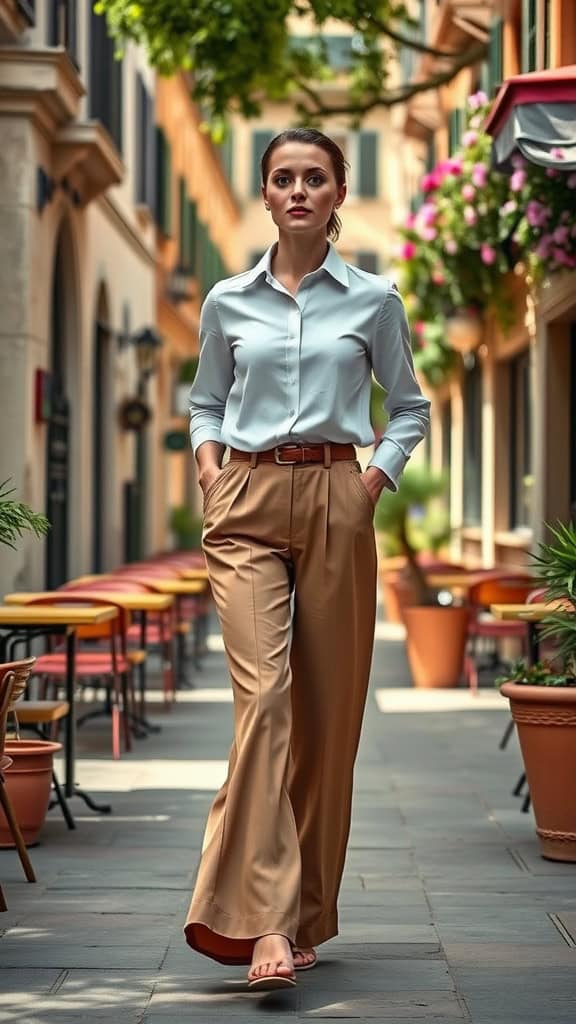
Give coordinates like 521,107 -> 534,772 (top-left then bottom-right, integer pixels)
1,613 -> 576,1023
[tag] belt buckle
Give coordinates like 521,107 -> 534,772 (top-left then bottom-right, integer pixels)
274,443 -> 304,465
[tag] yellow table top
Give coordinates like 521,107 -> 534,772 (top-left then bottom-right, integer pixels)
426,572 -> 487,589
66,574 -> 113,585
119,578 -> 206,595
179,568 -> 210,581
490,602 -> 575,621
5,591 -> 173,612
0,605 -> 118,626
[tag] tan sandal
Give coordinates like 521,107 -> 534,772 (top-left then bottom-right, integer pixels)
293,948 -> 318,971
247,961 -> 296,990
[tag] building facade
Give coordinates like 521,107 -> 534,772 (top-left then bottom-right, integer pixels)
401,0 -> 576,567
0,1 -> 237,593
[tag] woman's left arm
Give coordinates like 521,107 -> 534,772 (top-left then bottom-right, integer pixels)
363,284 -> 431,500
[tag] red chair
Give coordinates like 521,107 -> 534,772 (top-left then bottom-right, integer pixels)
464,574 -> 536,692
28,596 -> 135,760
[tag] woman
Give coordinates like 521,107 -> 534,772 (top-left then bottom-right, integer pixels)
184,128 -> 430,989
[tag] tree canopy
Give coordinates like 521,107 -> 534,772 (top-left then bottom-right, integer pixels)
95,1 -> 486,137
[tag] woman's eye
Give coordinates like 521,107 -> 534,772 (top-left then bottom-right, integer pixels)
274,175 -> 290,186
308,175 -> 325,186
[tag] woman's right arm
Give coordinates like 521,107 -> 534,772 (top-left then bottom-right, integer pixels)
189,290 -> 234,495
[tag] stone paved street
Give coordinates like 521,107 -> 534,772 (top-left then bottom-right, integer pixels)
1,613 -> 576,1023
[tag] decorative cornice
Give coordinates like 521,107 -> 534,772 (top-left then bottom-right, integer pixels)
0,47 -> 84,134
54,120 -> 124,205
0,0 -> 34,43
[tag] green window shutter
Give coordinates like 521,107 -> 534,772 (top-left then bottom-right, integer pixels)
155,127 -> 172,235
448,108 -> 465,154
522,0 -> 537,72
218,126 -> 234,182
178,177 -> 188,267
356,251 -> 379,274
187,198 -> 197,274
251,130 -> 275,196
487,17 -> 503,96
358,132 -> 378,197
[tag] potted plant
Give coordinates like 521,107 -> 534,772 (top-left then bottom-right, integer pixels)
374,467 -> 470,687
499,520 -> 576,862
0,480 -> 60,848
169,505 -> 203,551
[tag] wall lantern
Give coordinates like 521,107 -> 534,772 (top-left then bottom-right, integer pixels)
131,326 -> 163,380
167,264 -> 195,304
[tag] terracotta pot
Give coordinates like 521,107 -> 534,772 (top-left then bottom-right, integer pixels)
379,572 -> 417,624
0,740 -> 62,848
402,606 -> 471,688
500,682 -> 576,862
445,309 -> 484,354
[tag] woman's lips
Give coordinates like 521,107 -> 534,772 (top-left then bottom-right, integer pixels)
288,208 -> 311,216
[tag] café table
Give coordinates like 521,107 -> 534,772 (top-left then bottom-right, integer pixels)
5,591 -> 174,732
179,568 -> 210,582
0,603 -> 118,815
490,601 -> 575,664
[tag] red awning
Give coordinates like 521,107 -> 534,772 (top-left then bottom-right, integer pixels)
484,66 -> 576,170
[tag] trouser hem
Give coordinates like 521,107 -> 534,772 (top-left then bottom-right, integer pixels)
184,898 -> 299,965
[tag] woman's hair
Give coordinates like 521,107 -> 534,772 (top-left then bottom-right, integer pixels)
260,128 -> 349,242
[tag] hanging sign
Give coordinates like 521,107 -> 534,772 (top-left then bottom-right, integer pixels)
163,430 -> 188,452
118,397 -> 152,431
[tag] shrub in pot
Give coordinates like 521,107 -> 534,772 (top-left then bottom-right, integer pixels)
0,481 -> 58,847
374,467 -> 470,686
499,520 -> 576,862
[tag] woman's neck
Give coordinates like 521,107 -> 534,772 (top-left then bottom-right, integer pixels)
271,233 -> 329,292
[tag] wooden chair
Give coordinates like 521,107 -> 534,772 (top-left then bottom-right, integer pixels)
464,574 -> 536,692
0,666 -> 37,906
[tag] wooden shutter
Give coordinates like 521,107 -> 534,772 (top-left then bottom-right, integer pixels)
251,130 -> 274,196
156,128 -> 172,235
487,17 -> 503,96
356,252 -> 379,274
522,0 -> 537,72
358,132 -> 378,197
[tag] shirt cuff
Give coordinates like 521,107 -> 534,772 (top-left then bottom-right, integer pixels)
367,437 -> 409,492
190,425 -> 223,454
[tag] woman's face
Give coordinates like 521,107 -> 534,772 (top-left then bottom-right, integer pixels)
262,142 -> 346,236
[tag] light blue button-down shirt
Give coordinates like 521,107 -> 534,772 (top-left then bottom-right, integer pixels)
189,242 -> 430,490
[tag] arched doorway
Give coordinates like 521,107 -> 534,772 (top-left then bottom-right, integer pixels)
45,225 -> 73,589
92,284 -> 113,571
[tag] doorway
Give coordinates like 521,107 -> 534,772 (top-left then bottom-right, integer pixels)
45,228 -> 71,589
92,285 -> 113,571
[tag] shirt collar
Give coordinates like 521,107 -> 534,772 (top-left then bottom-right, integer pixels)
246,241 -> 349,289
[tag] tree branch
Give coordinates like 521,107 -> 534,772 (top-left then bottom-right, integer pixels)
364,16 -> 462,59
297,39 -> 487,119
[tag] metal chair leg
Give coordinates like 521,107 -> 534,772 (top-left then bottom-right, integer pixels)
513,772 -> 526,796
50,770 -> 76,830
500,718 -> 515,750
0,883 -> 7,911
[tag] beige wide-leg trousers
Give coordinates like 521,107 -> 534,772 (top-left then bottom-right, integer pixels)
184,451 -> 377,964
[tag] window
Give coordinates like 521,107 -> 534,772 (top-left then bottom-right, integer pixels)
156,127 -> 172,236
90,6 -> 123,152
49,0 -> 78,66
358,132 -> 378,197
356,252 -> 379,274
135,74 -> 156,211
398,0 -> 426,83
18,0 -> 35,26
522,0 -> 537,72
178,179 -> 197,273
463,357 -> 482,526
509,351 -> 533,529
217,127 -> 234,183
448,108 -> 465,155
251,130 -> 275,197
484,17 -> 503,97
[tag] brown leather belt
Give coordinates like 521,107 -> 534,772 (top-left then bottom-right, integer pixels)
229,443 -> 356,466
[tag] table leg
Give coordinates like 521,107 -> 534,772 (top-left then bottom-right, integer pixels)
133,610 -> 161,734
64,630 -> 112,815
528,622 -> 540,664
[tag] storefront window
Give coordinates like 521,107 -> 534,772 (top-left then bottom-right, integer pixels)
463,357 -> 482,526
509,350 -> 533,529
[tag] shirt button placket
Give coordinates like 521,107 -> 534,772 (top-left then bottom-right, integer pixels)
287,303 -> 301,422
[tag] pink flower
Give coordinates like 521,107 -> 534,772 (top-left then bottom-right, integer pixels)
420,225 -> 438,242
567,173 -> 576,189
462,130 -> 479,147
413,321 -> 425,336
444,239 -> 458,255
464,205 -> 477,226
501,200 -> 518,216
553,226 -> 570,245
420,202 -> 437,226
468,90 -> 488,110
546,168 -> 558,179
511,153 -> 527,170
462,183 -> 476,201
400,241 -> 417,260
447,157 -> 463,175
552,247 -> 573,266
421,172 -> 439,192
472,163 -> 487,188
468,114 -> 482,129
551,147 -> 565,160
405,212 -> 416,228
480,244 -> 496,265
510,169 -> 527,191
526,200 -> 549,227
431,266 -> 445,285
536,234 -> 553,258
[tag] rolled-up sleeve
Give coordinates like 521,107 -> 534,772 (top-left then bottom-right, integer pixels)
189,290 -> 234,454
367,285 -> 431,490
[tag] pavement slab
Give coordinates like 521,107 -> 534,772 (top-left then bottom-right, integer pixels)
2,610 -> 575,1023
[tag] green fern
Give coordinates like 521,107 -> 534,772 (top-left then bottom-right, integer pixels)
531,520 -> 576,679
0,479 -> 50,551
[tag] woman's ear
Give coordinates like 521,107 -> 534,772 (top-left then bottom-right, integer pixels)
261,186 -> 270,210
335,183 -> 347,208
